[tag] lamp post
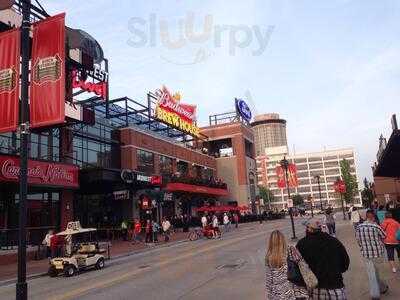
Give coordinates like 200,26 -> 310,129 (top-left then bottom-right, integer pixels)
280,157 -> 297,240
16,1 -> 31,299
314,175 -> 324,211
307,195 -> 314,217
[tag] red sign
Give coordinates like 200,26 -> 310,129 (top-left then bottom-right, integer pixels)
0,28 -> 20,133
276,164 -> 298,188
0,155 -> 79,188
141,196 -> 151,210
155,86 -> 197,123
334,179 -> 346,194
166,183 -> 229,196
30,13 -> 66,128
150,175 -> 162,186
71,70 -> 107,100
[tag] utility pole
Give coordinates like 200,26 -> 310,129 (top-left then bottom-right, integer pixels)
315,175 -> 324,211
280,157 -> 297,240
16,1 -> 31,299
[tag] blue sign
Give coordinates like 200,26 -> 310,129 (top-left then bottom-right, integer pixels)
236,98 -> 252,122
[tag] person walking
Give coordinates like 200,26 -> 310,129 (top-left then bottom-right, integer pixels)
380,211 -> 400,273
152,221 -> 160,243
355,210 -> 388,300
350,207 -> 362,230
324,208 -> 336,236
145,219 -> 152,243
42,230 -> 54,259
234,213 -> 239,229
132,219 -> 142,244
223,213 -> 230,232
376,205 -> 387,225
296,218 -> 350,299
265,230 -> 296,300
201,214 -> 208,229
121,220 -> 128,241
212,214 -> 220,238
162,217 -> 171,242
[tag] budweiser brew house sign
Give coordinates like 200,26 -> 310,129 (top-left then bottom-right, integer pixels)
155,86 -> 200,137
0,155 -> 79,188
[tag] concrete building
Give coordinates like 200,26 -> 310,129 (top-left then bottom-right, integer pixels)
257,147 -> 362,209
251,114 -> 287,156
201,117 -> 257,209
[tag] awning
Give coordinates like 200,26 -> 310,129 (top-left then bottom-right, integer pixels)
165,182 -> 229,196
195,205 -> 249,212
374,130 -> 400,177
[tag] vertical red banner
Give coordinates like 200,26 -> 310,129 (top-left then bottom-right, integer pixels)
30,13 -> 65,128
276,164 -> 298,188
276,166 -> 286,188
0,29 -> 20,133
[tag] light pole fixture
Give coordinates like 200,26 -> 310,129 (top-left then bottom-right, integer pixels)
314,175 -> 324,211
280,156 -> 297,240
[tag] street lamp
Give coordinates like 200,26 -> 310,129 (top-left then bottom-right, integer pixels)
280,157 -> 297,240
17,1 -> 31,300
314,175 -> 324,211
307,195 -> 314,217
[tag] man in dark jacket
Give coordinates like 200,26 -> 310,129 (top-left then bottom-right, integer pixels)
297,218 -> 350,300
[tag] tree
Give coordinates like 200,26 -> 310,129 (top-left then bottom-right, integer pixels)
361,178 -> 374,208
339,159 -> 359,204
258,186 -> 275,208
292,194 -> 304,206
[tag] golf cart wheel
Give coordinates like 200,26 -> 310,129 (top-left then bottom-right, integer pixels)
64,265 -> 76,277
48,266 -> 58,278
189,232 -> 198,241
95,258 -> 105,270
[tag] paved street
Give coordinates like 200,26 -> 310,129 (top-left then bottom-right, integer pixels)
1,218 -> 400,300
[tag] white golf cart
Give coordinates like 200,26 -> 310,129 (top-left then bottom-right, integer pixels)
48,221 -> 106,277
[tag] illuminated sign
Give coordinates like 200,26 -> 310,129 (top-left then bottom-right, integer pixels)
155,86 -> 200,137
71,70 -> 107,100
235,98 -> 252,122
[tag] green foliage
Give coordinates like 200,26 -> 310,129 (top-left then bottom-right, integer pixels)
292,194 -> 304,206
339,159 -> 359,204
361,178 -> 374,208
258,186 -> 276,205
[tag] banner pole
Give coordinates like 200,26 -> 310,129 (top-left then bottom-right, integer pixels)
16,1 -> 31,300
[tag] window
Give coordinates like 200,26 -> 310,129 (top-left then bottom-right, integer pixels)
177,160 -> 189,176
160,156 -> 173,175
137,149 -> 154,174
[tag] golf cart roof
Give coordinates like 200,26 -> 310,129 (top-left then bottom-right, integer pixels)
56,221 -> 97,236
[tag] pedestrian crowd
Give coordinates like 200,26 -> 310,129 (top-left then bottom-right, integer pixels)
265,202 -> 400,300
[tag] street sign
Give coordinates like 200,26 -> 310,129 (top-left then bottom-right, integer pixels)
334,179 -> 346,194
287,199 -> 294,208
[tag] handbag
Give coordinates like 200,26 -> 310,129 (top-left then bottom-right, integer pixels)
287,258 -> 305,286
297,258 -> 318,290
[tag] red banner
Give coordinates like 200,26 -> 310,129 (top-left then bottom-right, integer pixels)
334,179 -> 346,194
276,164 -> 298,188
30,13 -> 66,128
0,155 -> 79,188
0,29 -> 20,133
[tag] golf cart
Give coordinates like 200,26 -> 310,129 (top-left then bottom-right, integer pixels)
48,221 -> 106,277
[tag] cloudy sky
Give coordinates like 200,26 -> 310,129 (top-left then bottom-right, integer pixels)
43,0 -> 400,182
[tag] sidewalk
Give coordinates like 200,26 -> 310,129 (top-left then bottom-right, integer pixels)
336,220 -> 400,300
0,230 -> 189,283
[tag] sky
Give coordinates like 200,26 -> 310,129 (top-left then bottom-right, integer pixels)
42,0 -> 400,182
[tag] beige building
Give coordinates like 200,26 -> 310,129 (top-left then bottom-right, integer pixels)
257,147 -> 362,209
251,114 -> 287,156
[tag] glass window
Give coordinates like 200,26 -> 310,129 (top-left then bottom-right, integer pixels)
177,160 -> 189,176
137,149 -> 154,174
160,156 -> 173,175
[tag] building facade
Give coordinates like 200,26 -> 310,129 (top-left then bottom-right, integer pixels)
257,148 -> 362,209
251,113 -> 287,156
201,119 -> 257,209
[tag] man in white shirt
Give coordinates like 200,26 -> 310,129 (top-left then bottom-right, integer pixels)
212,215 -> 220,238
162,218 -> 171,242
201,214 -> 208,229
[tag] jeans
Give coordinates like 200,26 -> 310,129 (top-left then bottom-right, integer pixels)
327,223 -> 336,235
364,257 -> 388,299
